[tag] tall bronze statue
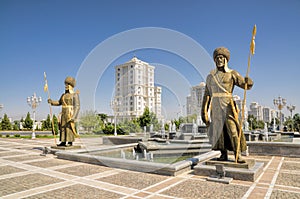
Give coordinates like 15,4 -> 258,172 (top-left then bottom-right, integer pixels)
48,77 -> 80,147
201,47 -> 254,163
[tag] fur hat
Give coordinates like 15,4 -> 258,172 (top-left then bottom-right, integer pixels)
64,76 -> 76,87
213,47 -> 230,61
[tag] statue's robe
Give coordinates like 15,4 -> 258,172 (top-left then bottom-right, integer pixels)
201,68 -> 253,152
51,92 -> 80,142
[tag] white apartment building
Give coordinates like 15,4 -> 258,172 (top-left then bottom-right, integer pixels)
233,95 -> 248,120
186,82 -> 206,116
114,57 -> 162,120
248,102 -> 263,121
248,102 -> 284,123
263,107 -> 272,123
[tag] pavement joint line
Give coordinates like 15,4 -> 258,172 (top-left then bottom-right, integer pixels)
2,180 -> 77,199
2,154 -> 140,198
264,157 -> 285,199
2,138 -> 300,198
0,148 -> 42,155
122,177 -> 175,199
0,158 -> 82,181
0,170 -> 33,180
0,157 -> 58,172
280,169 -> 300,175
85,169 -> 121,180
274,184 -> 300,193
18,156 -> 63,164
146,176 -> 191,198
242,156 -> 275,199
74,177 -> 138,196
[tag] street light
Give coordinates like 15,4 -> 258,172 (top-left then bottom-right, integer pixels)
273,96 -> 286,131
0,104 -> 3,113
27,93 -> 42,139
111,99 -> 120,136
0,104 -> 3,120
287,105 -> 296,131
249,117 -> 253,130
287,105 -> 296,118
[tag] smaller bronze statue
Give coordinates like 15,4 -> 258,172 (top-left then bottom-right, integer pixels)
201,47 -> 254,163
48,77 -> 80,147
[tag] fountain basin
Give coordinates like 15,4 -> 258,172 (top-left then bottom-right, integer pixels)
54,143 -> 219,176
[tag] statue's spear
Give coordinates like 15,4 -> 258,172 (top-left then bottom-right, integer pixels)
235,25 -> 257,163
43,72 -> 57,145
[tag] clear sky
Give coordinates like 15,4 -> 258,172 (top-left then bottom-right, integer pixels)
0,0 -> 299,121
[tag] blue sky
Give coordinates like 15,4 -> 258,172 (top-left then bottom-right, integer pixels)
0,0 -> 299,121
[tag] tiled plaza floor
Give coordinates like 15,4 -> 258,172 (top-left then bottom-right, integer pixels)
0,137 -> 300,199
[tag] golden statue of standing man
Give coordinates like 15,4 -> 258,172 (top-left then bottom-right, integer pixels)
48,77 -> 80,147
201,47 -> 254,163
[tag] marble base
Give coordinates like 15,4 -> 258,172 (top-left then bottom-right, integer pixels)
51,145 -> 82,150
194,158 -> 264,182
207,176 -> 233,184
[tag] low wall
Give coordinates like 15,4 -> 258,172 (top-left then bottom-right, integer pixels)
247,141 -> 300,157
102,136 -> 143,145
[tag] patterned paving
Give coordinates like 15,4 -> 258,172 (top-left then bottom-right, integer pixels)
0,138 -> 300,199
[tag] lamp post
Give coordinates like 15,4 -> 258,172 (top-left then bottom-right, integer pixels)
111,99 -> 120,136
272,110 -> 276,132
249,118 -> 253,131
0,104 -> 3,120
273,96 -> 286,131
287,105 -> 296,131
27,93 -> 42,139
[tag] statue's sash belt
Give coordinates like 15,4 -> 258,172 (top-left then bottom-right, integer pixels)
62,105 -> 73,108
212,93 -> 232,98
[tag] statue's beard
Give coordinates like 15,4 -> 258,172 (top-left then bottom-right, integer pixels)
65,90 -> 70,93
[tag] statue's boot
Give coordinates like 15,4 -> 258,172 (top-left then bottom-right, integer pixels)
217,150 -> 228,161
67,142 -> 73,147
235,152 -> 246,163
57,142 -> 66,147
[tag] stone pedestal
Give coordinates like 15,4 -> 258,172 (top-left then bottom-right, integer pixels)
51,145 -> 82,150
194,157 -> 264,182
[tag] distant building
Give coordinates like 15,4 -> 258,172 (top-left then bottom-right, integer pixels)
233,95 -> 248,120
114,57 -> 162,120
248,102 -> 263,121
186,82 -> 206,116
263,107 -> 272,123
248,102 -> 284,124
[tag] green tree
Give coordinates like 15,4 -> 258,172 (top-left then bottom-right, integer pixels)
42,114 -> 52,130
1,114 -> 12,130
186,114 -> 197,123
23,112 -> 33,130
293,113 -> 300,132
98,113 -> 107,122
52,114 -> 59,135
257,120 -> 265,130
284,116 -> 294,131
79,110 -> 103,133
164,123 -> 169,131
118,118 -> 141,134
13,120 -> 20,131
102,123 -> 114,134
138,107 -> 160,131
173,119 -> 180,131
